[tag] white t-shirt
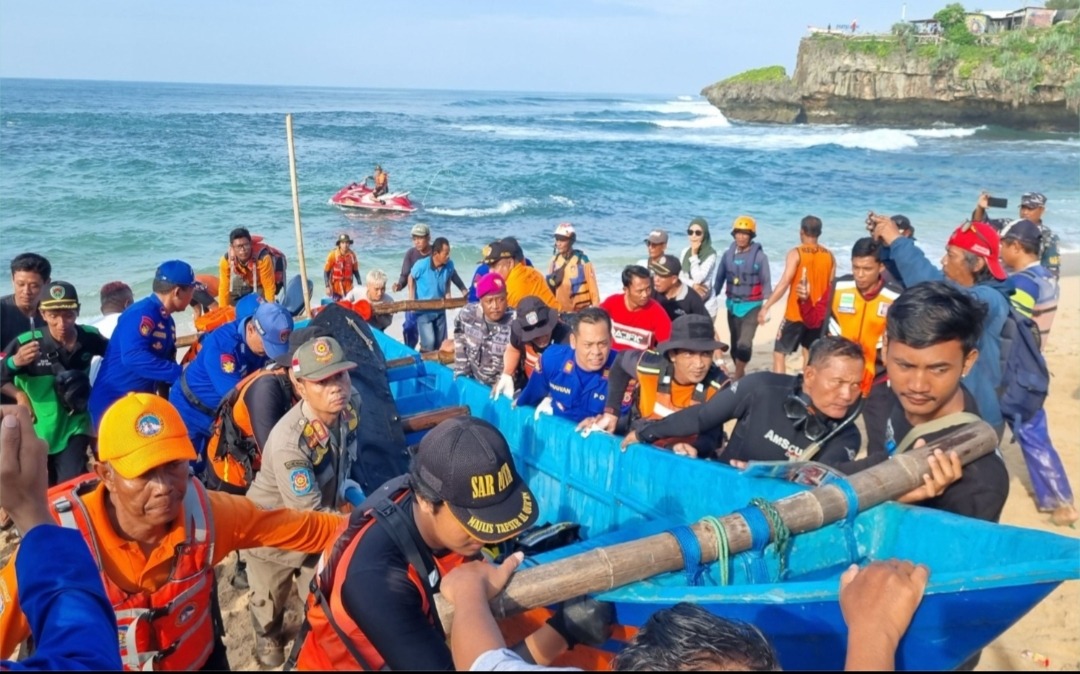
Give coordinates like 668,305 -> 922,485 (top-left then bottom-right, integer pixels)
88,312 -> 121,385
470,648 -> 581,672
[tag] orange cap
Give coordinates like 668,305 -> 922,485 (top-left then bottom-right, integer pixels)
98,393 -> 197,479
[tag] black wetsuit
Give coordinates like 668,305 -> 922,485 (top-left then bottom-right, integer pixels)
884,386 -> 1009,522
637,371 -> 870,473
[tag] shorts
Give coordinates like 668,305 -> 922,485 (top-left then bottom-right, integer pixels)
774,318 -> 820,354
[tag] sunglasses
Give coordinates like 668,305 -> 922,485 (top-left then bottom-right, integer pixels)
960,220 -> 995,252
687,229 -> 704,236
783,392 -> 832,442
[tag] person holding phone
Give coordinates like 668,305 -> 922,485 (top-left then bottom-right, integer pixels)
972,191 -> 1060,280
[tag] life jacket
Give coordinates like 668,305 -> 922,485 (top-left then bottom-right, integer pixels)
291,476 -> 467,671
549,256 -> 600,312
827,277 -> 899,395
49,476 -> 216,672
1014,265 -> 1058,346
523,342 -> 541,379
631,351 -> 727,447
784,244 -> 835,325
328,250 -> 358,287
721,243 -> 767,302
374,172 -> 388,190
204,367 -> 294,494
224,236 -> 287,296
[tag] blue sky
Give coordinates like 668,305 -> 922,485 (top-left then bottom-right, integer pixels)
2,1 -> 964,94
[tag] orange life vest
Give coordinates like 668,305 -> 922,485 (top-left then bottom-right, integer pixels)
49,476 -> 216,672
784,244 -> 835,324
326,250 -> 359,297
293,478 -> 466,671
827,278 -> 899,395
523,342 -> 541,379
224,237 -> 287,295
374,171 -> 388,189
205,367 -> 295,494
632,352 -> 727,448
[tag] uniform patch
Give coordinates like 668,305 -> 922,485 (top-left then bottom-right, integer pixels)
837,293 -> 857,314
280,329 -> 291,344
346,406 -> 359,431
175,602 -> 197,626
562,360 -> 574,374
877,301 -> 891,318
221,354 -> 236,374
289,467 -> 315,496
50,285 -> 65,300
139,316 -> 155,337
135,413 -> 163,437
283,459 -> 308,469
151,342 -> 163,351
312,339 -> 333,363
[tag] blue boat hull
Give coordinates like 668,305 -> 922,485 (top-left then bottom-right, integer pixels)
369,328 -> 1078,671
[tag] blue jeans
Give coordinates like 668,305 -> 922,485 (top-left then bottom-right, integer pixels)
416,311 -> 446,352
402,311 -> 419,349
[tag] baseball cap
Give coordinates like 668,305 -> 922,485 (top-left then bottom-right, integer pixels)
252,302 -> 294,360
337,234 -> 354,244
649,254 -> 682,277
482,240 -> 513,265
475,272 -> 506,299
274,324 -> 331,367
291,336 -> 357,381
413,417 -> 538,544
155,260 -> 195,286
512,296 -> 559,342
946,222 -> 1007,281
644,229 -> 669,245
411,223 -> 431,237
38,281 -> 80,311
98,393 -> 197,479
1021,192 -> 1047,208
501,237 -> 525,262
1001,219 -> 1042,249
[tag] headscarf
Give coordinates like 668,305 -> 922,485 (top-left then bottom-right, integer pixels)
682,217 -> 716,269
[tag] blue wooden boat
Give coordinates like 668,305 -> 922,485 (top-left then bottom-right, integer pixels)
323,309 -> 1079,671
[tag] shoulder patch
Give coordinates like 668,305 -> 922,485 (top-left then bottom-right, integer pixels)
563,360 -> 574,373
221,354 -> 236,374
289,468 -> 315,496
139,316 -> 154,337
283,459 -> 309,470
877,301 -> 891,318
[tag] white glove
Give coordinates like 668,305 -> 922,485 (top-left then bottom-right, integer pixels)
339,478 -> 364,505
534,396 -> 554,420
491,373 -> 515,400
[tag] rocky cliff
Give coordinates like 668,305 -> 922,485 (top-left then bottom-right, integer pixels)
702,36 -> 1080,131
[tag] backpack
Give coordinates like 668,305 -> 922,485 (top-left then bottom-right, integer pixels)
997,306 -> 1049,424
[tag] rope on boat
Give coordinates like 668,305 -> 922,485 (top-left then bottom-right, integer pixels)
699,515 -> 729,586
750,497 -> 791,581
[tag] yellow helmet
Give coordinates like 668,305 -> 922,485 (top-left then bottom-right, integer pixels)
732,215 -> 757,237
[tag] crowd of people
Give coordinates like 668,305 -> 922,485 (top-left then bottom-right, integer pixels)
0,187 -> 1073,670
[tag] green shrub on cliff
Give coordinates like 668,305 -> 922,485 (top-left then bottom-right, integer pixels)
720,66 -> 788,85
934,3 -> 976,46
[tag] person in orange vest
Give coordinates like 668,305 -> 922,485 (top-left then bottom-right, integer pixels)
576,314 -> 729,457
324,234 -> 361,301
0,393 -> 346,670
290,416 -> 611,670
759,215 -> 836,374
491,295 -> 572,399
484,238 -> 560,310
826,237 -> 901,459
218,227 -> 278,308
368,165 -> 389,199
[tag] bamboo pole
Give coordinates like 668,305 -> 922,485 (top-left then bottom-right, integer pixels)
371,297 -> 468,315
286,114 -> 312,318
385,351 -> 455,369
434,420 -> 998,632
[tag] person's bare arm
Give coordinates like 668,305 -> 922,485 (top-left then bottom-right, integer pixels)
841,560 -> 929,671
759,248 -> 800,319
407,275 -> 416,301
441,553 -> 524,670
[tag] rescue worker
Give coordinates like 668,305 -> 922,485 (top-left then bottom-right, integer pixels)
244,336 -> 361,667
578,314 -> 729,457
514,307 -> 617,423
650,254 -> 709,322
0,393 -> 347,669
826,237 -> 901,458
452,272 -> 513,386
324,234 -> 362,301
291,416 -> 608,670
759,215 -> 836,374
88,260 -> 196,428
368,164 -> 389,199
546,222 -> 591,311
170,301 -> 293,463
485,238 -> 560,310
973,191 -> 1060,280
713,216 -> 771,380
1,281 -> 109,485
627,336 -> 867,472
218,227 -> 277,308
599,265 -> 672,352
492,295 -> 572,399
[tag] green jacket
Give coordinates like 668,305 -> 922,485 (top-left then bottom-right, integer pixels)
1,326 -> 108,454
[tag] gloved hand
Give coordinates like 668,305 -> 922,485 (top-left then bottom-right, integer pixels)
534,397 -> 554,421
491,373 -> 515,400
546,596 -> 615,649
338,478 -> 364,506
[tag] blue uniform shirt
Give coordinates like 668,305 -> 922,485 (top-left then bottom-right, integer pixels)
169,318 -> 268,448
88,294 -> 179,427
516,344 -> 617,423
410,257 -> 457,304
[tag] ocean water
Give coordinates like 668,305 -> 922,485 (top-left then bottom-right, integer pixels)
2,78 -> 1077,326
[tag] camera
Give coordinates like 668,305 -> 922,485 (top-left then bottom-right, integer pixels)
986,196 -> 1008,209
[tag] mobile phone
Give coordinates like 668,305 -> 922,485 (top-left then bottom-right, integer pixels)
986,196 -> 1008,209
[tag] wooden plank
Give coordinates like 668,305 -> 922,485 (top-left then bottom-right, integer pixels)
401,405 -> 471,434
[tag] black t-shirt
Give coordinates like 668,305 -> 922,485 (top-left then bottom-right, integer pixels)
508,321 -> 572,353
653,285 -> 709,322
884,386 -> 1009,522
638,371 -> 867,473
240,372 -> 297,452
1,297 -> 44,404
340,492 -> 457,670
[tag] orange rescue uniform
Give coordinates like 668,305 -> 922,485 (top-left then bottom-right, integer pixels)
506,263 -> 560,311
827,276 -> 900,395
324,249 -> 360,298
784,244 -> 835,324
218,250 -> 277,308
0,477 -> 344,664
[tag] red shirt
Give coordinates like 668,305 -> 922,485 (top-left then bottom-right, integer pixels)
599,294 -> 672,351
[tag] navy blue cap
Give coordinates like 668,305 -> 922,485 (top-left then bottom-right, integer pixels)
155,260 -> 195,286
252,302 -> 293,360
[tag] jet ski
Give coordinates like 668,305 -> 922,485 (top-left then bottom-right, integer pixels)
329,182 -> 418,213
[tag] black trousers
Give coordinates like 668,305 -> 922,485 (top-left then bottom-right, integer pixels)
47,434 -> 92,486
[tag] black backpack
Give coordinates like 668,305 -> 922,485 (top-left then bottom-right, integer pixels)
997,306 -> 1049,424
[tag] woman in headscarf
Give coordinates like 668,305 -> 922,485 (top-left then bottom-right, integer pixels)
679,217 -> 718,317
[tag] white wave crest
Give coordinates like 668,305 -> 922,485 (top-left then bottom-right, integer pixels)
427,198 -> 534,217
908,126 -> 985,138
549,195 -> 575,207
626,99 -> 721,116
676,95 -> 695,101
653,113 -> 731,129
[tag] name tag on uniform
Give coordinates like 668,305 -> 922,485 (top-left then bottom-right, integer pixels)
838,293 -> 857,314
877,301 -> 891,318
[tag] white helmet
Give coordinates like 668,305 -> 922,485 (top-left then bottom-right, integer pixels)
554,222 -> 576,239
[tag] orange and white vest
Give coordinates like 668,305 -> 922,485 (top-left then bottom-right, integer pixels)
632,352 -> 727,447
49,477 -> 216,672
